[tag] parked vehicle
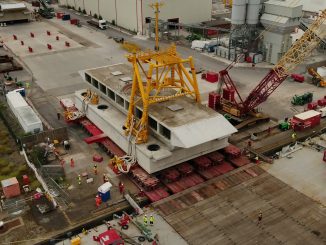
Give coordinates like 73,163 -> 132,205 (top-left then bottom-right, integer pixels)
290,73 -> 305,83
291,92 -> 313,106
308,67 -> 326,87
318,107 -> 326,117
113,37 -> 124,43
87,18 -> 108,30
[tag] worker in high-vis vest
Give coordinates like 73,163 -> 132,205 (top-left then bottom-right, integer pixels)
149,215 -> 154,225
292,132 -> 297,141
78,174 -> 81,185
143,215 -> 148,225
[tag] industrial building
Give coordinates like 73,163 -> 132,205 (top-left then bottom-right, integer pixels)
58,0 -> 212,34
261,0 -> 302,64
217,0 -> 303,64
0,2 -> 31,23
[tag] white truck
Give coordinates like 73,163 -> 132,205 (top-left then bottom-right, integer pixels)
87,18 -> 108,30
318,107 -> 326,118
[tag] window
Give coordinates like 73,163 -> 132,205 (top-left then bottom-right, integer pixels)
135,108 -> 143,119
124,100 -> 130,110
108,89 -> 115,100
159,124 -> 171,140
99,83 -> 106,94
116,94 -> 124,107
92,78 -> 99,88
85,73 -> 91,83
149,117 -> 157,130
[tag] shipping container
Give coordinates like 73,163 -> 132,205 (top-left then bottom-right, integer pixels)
6,91 -> 43,133
1,177 -> 20,198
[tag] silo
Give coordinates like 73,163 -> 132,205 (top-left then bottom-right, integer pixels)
231,0 -> 246,25
246,0 -> 261,25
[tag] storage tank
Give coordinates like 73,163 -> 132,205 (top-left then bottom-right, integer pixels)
246,0 -> 262,25
231,0 -> 246,25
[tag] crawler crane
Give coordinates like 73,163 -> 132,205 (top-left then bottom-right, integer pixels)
218,9 -> 326,128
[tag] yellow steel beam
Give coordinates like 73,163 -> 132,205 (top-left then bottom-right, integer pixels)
274,9 -> 326,78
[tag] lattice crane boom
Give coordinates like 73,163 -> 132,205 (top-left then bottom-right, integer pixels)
242,9 -> 326,114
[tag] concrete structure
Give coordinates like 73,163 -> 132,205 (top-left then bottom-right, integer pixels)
0,2 -> 31,23
59,0 -> 212,34
261,0 -> 303,64
76,63 -> 237,173
6,91 -> 43,133
301,0 -> 326,15
1,177 -> 20,198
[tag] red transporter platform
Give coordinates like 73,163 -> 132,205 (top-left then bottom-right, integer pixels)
130,167 -> 169,202
61,100 -> 251,202
160,165 -> 204,194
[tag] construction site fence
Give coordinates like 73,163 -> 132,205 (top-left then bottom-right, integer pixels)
0,102 -> 68,148
21,149 -> 58,208
20,127 -> 69,148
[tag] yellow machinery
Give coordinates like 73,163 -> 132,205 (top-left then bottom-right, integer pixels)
121,41 -> 141,53
82,88 -> 99,105
308,67 -> 326,87
223,0 -> 232,8
123,2 -> 201,144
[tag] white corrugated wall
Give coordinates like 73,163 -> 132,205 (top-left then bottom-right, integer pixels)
58,0 -> 212,33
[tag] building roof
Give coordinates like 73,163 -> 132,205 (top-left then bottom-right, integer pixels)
98,182 -> 112,193
6,91 -> 28,108
301,0 -> 326,13
0,3 -> 26,11
294,110 -> 321,120
261,13 -> 289,24
16,106 -> 42,125
265,0 -> 302,8
1,177 -> 18,188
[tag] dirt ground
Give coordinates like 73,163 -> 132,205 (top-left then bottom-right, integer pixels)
0,120 -> 40,188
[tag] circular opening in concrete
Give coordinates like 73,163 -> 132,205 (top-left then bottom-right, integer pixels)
97,104 -> 108,110
147,144 -> 160,151
81,92 -> 87,97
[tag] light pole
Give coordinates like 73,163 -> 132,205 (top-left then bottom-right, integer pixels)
98,0 -> 100,18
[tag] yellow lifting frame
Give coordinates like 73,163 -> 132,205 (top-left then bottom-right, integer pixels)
123,1 -> 201,144
124,46 -> 201,144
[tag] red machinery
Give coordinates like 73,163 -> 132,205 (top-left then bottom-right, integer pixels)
291,73 -> 305,83
215,11 -> 326,119
94,229 -> 124,245
117,213 -> 131,230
